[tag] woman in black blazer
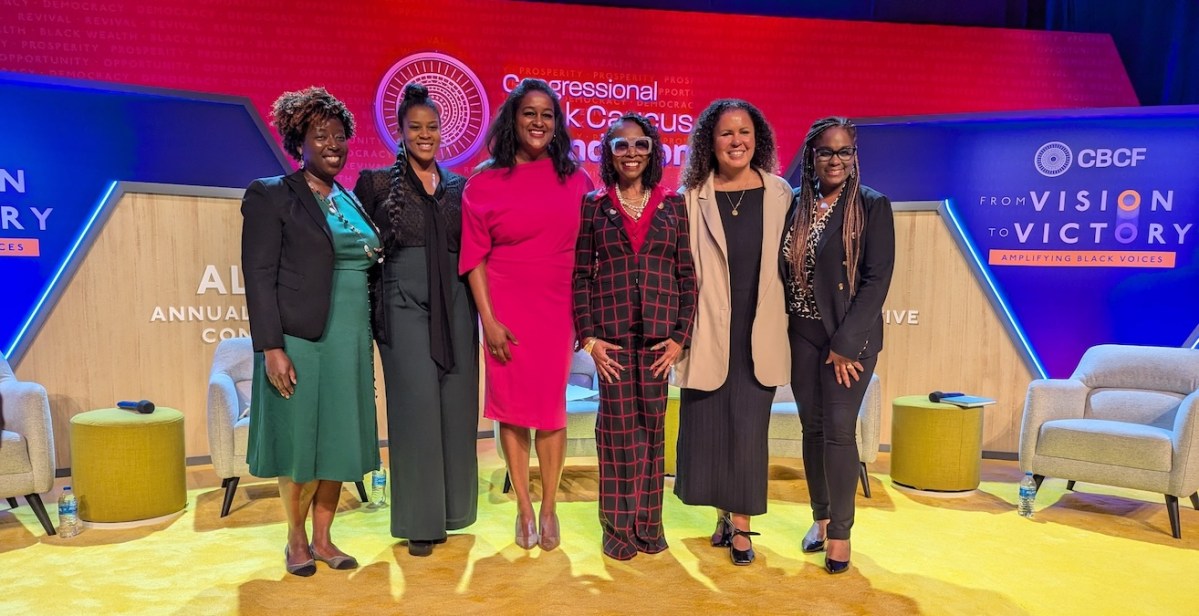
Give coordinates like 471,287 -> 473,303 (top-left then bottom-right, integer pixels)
572,113 -> 696,560
782,116 -> 895,575
242,87 -> 383,576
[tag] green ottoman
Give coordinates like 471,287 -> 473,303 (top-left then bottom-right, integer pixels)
70,407 -> 186,522
890,396 -> 984,492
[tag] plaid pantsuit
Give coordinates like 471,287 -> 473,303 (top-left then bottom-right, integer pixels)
573,186 -> 697,559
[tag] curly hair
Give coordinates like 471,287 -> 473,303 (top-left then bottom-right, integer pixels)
787,116 -> 865,296
679,99 -> 777,190
270,86 -> 355,161
482,78 -> 578,182
598,113 -> 665,190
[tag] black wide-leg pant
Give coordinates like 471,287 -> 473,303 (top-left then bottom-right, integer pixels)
596,344 -> 669,560
788,316 -> 877,541
378,248 -> 479,541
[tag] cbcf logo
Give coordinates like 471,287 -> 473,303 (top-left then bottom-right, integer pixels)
1034,141 -> 1147,177
374,52 -> 490,166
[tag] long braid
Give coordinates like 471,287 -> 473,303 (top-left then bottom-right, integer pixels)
787,117 -> 866,296
386,142 -> 408,242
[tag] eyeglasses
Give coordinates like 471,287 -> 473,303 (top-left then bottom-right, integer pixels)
609,136 -> 653,156
813,146 -> 857,162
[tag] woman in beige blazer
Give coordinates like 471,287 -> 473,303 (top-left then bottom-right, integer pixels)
673,98 -> 790,566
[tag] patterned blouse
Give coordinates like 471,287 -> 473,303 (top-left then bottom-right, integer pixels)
783,200 -> 837,319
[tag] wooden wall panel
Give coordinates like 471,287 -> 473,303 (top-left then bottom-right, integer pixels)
16,194 -> 1035,469
877,211 -> 1035,453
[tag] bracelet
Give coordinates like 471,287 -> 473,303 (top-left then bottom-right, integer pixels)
583,337 -> 597,355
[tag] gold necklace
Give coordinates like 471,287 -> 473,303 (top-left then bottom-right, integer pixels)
617,189 -> 650,221
723,190 -> 747,216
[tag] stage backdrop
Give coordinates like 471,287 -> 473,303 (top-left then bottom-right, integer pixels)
1,0 -> 1144,464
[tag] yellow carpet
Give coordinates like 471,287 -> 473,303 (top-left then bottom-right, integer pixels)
2,447 -> 1198,615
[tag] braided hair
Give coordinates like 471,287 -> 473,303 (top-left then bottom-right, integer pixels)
387,82 -> 440,228
788,116 -> 865,296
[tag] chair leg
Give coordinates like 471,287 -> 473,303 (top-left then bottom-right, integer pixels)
6,497 -> 17,509
503,472 -> 512,494
1033,474 -> 1045,490
220,477 -> 239,518
1166,495 -> 1181,539
354,481 -> 368,503
26,493 -> 56,536
1190,492 -> 1199,511
859,462 -> 872,498
1066,480 -> 1076,491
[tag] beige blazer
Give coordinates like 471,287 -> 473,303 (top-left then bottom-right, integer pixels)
673,170 -> 792,391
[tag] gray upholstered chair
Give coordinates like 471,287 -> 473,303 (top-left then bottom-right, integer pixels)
1019,344 -> 1199,538
497,350 -> 599,492
768,373 -> 883,497
206,337 -> 366,517
0,353 -> 57,535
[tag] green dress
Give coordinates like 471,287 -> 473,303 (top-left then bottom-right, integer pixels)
247,189 -> 381,483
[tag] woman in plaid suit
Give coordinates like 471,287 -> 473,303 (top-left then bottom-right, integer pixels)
572,113 -> 697,560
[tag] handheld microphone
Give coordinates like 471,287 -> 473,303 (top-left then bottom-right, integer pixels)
117,399 -> 156,414
929,391 -> 964,403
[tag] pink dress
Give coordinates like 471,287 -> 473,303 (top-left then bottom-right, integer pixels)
460,158 -> 592,430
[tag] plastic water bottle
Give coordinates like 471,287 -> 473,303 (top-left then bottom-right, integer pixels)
57,486 -> 80,538
1018,472 -> 1037,518
369,464 -> 387,508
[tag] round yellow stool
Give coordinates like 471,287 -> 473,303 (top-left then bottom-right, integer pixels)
69,407 -> 186,522
890,396 -> 984,492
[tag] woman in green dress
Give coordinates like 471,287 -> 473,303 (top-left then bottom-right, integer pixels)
242,87 -> 383,576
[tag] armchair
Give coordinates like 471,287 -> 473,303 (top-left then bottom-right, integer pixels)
1019,344 -> 1199,538
206,337 -> 367,517
0,353 -> 57,535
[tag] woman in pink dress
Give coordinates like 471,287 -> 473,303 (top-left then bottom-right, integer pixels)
460,78 -> 592,551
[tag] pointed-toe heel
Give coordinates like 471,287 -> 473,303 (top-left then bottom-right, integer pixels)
825,557 -> 851,574
284,545 -> 316,577
711,514 -> 732,548
515,513 -> 540,550
802,524 -> 827,553
538,512 -> 560,551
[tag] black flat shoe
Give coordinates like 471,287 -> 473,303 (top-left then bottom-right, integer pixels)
825,557 -> 850,575
408,540 -> 435,557
711,514 -> 732,548
729,528 -> 760,566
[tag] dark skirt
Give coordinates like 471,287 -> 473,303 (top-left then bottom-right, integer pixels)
673,187 -> 775,516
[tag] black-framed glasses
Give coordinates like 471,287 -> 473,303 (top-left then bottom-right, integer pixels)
814,146 -> 857,162
609,136 -> 653,156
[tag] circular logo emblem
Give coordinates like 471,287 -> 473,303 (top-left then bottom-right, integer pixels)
1034,141 -> 1072,177
374,52 -> 489,167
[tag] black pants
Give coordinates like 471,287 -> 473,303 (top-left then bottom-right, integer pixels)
788,317 -> 877,541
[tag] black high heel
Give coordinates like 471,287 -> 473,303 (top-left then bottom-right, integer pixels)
711,514 -> 732,548
729,527 -> 760,566
802,523 -> 826,553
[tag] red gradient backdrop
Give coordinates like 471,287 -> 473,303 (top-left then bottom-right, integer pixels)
2,0 -> 1137,185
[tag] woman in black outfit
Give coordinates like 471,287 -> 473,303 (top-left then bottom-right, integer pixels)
782,116 -> 895,575
354,83 -> 478,557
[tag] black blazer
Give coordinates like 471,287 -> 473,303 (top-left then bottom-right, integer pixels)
241,169 -> 381,352
572,188 -> 697,346
782,184 -> 895,360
